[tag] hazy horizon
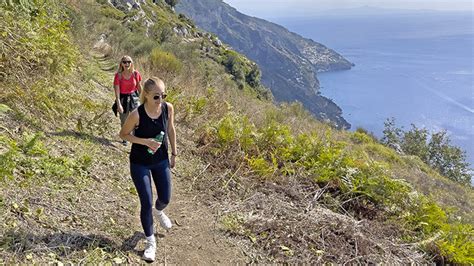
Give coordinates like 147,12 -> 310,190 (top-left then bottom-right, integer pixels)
223,0 -> 473,19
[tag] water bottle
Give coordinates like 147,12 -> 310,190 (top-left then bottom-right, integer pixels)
147,131 -> 165,154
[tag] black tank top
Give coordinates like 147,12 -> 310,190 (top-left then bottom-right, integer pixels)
130,103 -> 169,165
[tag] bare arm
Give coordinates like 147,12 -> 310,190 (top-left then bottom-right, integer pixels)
119,110 -> 160,150
137,80 -> 142,94
114,85 -> 121,105
114,84 -> 124,113
167,103 -> 177,168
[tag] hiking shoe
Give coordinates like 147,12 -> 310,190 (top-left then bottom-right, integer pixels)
142,239 -> 156,262
158,211 -> 172,230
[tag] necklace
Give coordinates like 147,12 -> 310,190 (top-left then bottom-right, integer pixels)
144,103 -> 161,124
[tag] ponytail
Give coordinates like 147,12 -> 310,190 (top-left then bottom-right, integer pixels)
141,77 -> 165,104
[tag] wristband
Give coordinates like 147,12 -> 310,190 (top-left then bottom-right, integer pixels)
171,153 -> 177,156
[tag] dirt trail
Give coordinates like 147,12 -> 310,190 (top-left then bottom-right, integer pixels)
137,171 -> 246,264
119,167 -> 247,264
96,52 -> 247,264
111,131 -> 248,264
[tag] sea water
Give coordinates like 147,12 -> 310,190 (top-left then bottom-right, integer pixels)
276,10 -> 474,170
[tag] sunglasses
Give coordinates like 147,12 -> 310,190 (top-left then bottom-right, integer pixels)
153,94 -> 167,100
122,61 -> 132,64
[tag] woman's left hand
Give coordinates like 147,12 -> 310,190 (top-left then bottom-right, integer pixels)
170,154 -> 176,168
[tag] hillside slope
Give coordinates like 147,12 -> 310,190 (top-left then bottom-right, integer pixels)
1,0 -> 472,264
0,33 -> 246,266
176,0 -> 353,129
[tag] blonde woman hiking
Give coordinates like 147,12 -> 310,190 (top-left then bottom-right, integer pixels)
114,55 -> 142,145
119,77 -> 177,262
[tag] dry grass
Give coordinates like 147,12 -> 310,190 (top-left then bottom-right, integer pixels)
2,1 -> 472,263
184,154 -> 428,263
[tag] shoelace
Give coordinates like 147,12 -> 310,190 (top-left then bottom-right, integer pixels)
145,241 -> 156,251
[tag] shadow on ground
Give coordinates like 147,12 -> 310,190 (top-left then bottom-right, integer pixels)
1,229 -> 147,260
48,130 -> 117,147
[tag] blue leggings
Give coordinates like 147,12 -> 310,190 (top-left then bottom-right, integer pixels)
130,160 -> 172,237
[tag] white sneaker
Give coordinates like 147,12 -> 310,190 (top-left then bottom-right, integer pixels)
143,240 -> 156,262
158,211 -> 172,230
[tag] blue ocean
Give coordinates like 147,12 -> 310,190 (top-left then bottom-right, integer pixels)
275,10 -> 474,168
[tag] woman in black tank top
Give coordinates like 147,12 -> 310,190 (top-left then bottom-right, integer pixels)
119,77 -> 177,262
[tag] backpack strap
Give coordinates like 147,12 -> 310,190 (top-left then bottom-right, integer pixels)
162,101 -> 169,131
133,71 -> 138,91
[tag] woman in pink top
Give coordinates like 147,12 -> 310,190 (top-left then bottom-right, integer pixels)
114,55 -> 142,145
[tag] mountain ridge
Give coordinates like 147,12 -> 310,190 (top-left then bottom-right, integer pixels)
176,0 -> 354,129
1,0 -> 473,264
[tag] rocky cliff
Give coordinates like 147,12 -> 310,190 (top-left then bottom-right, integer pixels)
176,0 -> 353,129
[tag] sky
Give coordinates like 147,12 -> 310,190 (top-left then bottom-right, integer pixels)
223,0 -> 473,18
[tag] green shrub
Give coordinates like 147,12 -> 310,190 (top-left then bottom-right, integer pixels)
256,121 -> 292,153
20,133 -> 47,156
405,196 -> 448,236
220,213 -> 244,234
99,5 -> 125,20
207,106 -> 471,264
438,223 -> 474,263
365,143 -> 403,164
381,117 -> 402,147
120,33 -> 151,56
211,113 -> 257,152
178,13 -> 195,28
0,133 -> 94,188
401,124 -> 429,161
355,127 -> 377,140
150,23 -> 174,43
381,119 -> 471,186
190,96 -> 207,114
245,64 -> 261,87
165,0 -> 180,8
280,102 -> 310,119
247,155 -> 277,177
0,136 -> 19,181
239,116 -> 257,153
427,131 -> 471,185
7,79 -> 81,123
1,1 -> 79,84
216,115 -> 237,147
150,47 -> 183,75
350,164 -> 412,208
131,38 -> 158,57
351,131 -> 374,144
219,49 -> 270,100
289,133 -> 320,164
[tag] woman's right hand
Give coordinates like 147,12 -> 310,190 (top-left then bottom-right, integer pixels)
118,104 -> 124,114
146,138 -> 161,152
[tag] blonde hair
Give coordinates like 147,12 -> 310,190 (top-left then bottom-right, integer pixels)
117,55 -> 135,73
140,77 -> 166,104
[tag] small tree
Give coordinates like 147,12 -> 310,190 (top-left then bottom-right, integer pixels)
222,50 -> 246,85
381,119 -> 472,186
245,64 -> 261,88
401,124 -> 429,161
382,118 -> 402,148
165,0 -> 179,8
428,131 -> 471,185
